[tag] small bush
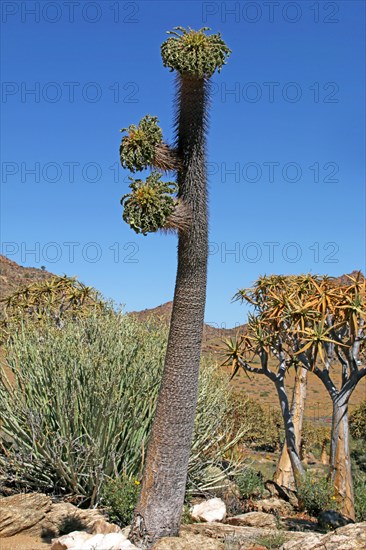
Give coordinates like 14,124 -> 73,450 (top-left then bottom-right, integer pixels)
253,531 -> 287,549
227,394 -> 282,452
297,473 -> 335,517
0,311 -> 245,506
350,401 -> 366,442
235,466 -> 265,499
101,475 -> 140,527
354,470 -> 366,522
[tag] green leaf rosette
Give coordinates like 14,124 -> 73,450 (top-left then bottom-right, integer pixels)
120,115 -> 163,172
121,172 -> 177,235
161,26 -> 231,78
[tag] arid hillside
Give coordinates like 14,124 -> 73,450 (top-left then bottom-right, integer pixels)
1,255 -> 364,419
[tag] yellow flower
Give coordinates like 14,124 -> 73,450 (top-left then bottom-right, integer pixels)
134,480 -> 140,485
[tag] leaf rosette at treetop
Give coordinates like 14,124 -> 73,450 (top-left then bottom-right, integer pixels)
161,26 -> 231,78
121,171 -> 178,235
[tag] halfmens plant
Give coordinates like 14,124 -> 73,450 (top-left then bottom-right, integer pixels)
118,26 -> 231,547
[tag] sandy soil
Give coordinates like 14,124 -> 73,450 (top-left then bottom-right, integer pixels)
0,534 -> 51,550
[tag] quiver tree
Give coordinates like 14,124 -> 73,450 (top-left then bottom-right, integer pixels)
118,27 -> 231,547
224,272 -> 365,520
0,276 -> 104,342
221,275 -> 311,490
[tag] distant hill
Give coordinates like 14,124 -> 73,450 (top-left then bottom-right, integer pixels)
0,256 -> 54,316
0,254 -> 364,351
130,300 -> 246,352
1,255 -> 364,417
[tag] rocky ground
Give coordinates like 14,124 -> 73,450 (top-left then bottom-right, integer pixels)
0,492 -> 365,550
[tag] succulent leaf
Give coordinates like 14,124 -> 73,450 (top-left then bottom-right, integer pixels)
161,26 -> 231,78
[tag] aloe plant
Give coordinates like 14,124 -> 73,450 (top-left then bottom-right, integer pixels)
118,27 -> 231,547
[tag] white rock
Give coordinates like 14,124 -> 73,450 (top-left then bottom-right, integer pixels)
52,531 -> 138,550
51,530 -> 93,549
191,498 -> 226,523
83,533 -> 137,549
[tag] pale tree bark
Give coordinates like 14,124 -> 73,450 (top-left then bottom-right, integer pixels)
329,397 -> 355,520
274,367 -> 307,490
129,76 -> 209,548
316,365 -> 366,520
274,375 -> 305,488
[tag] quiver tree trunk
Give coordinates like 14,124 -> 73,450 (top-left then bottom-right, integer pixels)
274,377 -> 305,489
129,76 -> 209,548
329,399 -> 355,520
274,367 -> 307,490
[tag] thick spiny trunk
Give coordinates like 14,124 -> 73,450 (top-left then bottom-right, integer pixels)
129,76 -> 209,548
275,367 -> 307,490
330,399 -> 355,520
275,378 -> 305,490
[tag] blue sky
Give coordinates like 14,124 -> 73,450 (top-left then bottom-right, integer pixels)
1,0 -> 365,327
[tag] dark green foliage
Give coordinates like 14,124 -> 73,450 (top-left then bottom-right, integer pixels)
228,394 -> 282,451
297,473 -> 336,517
349,401 -> 366,441
0,311 -> 242,506
101,475 -> 141,527
354,470 -> 366,521
0,312 -> 165,505
252,532 -> 287,550
161,26 -> 231,78
235,467 -> 265,499
119,115 -> 163,172
121,172 -> 177,235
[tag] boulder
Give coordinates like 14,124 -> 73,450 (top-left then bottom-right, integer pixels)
244,496 -> 293,516
0,492 -> 52,537
264,481 -> 299,509
51,530 -> 92,550
0,493 -> 119,539
51,530 -> 137,549
281,521 -> 366,549
152,531 -> 224,549
225,512 -> 277,528
38,501 -> 107,537
91,519 -> 121,534
191,498 -> 226,523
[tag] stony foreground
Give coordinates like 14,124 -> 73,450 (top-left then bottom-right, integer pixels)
0,493 -> 365,549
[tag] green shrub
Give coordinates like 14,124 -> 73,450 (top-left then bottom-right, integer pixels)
227,394 -> 282,451
351,438 -> 366,472
350,401 -> 366,442
253,531 -> 287,549
297,473 -> 335,516
0,311 -> 243,506
354,470 -> 366,521
121,172 -> 177,235
235,466 -> 265,499
101,475 -> 141,527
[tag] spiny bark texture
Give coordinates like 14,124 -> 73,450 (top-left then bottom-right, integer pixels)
129,76 -> 209,548
274,367 -> 307,490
